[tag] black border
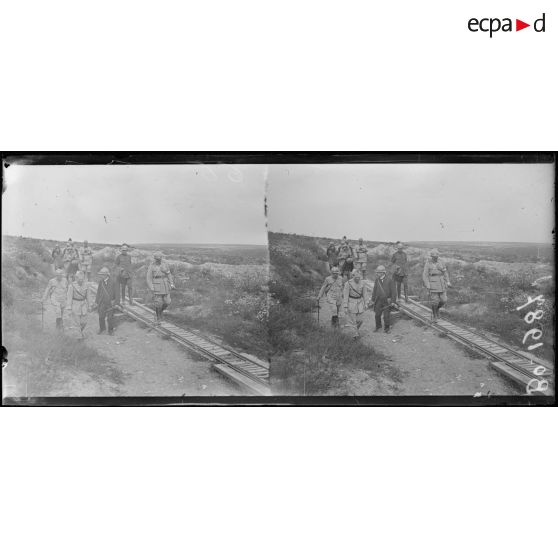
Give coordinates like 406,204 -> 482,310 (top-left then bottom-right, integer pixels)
1,395 -> 555,406
2,151 -> 556,406
2,151 -> 556,166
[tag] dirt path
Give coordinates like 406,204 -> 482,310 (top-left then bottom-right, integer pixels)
5,301 -> 241,398
318,298 -> 522,396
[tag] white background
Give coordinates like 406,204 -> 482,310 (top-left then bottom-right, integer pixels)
1,1 -> 556,558
1,0 -> 556,149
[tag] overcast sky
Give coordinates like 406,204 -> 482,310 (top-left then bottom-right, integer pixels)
267,163 -> 555,243
2,164 -> 267,245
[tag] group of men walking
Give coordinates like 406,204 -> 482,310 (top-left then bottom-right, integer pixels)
326,236 -> 370,280
318,238 -> 450,339
42,241 -> 175,337
42,266 -> 113,337
51,239 -> 94,282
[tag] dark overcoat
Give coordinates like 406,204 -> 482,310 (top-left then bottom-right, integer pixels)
95,276 -> 120,309
371,276 -> 396,312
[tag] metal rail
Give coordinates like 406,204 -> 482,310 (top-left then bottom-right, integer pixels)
90,285 -> 270,395
397,298 -> 554,396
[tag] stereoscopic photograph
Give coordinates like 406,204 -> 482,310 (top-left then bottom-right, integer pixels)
267,161 -> 555,399
2,161 -> 270,399
1,154 -> 555,404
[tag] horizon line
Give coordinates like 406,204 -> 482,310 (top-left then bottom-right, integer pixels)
1,234 -> 267,247
268,232 -> 553,245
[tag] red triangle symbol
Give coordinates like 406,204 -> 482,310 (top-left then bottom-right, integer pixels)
516,19 -> 530,31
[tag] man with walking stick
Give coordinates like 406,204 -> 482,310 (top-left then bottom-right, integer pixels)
317,266 -> 344,328
42,267 -> 68,331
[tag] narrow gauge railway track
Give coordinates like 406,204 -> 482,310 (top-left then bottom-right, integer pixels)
397,298 -> 554,396
89,285 -> 270,395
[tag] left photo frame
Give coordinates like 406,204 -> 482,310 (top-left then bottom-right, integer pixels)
2,155 -> 271,403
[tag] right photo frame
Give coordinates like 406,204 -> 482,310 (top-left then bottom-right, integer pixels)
266,154 -> 555,402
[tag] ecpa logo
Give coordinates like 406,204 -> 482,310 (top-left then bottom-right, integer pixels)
468,13 -> 546,37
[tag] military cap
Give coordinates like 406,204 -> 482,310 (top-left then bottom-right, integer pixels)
375,265 -> 387,273
154,251 -> 163,259
430,249 -> 440,257
98,267 -> 110,276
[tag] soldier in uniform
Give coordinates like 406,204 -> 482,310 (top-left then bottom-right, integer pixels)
62,240 -> 73,278
42,267 -> 68,330
342,269 -> 370,339
317,266 -> 344,328
79,240 -> 94,282
354,238 -> 369,279
326,242 -> 339,271
337,237 -> 354,281
371,265 -> 397,333
66,270 -> 93,337
146,251 -> 175,324
422,249 -> 451,323
391,242 -> 409,302
94,267 -> 120,335
51,244 -> 63,274
115,243 -> 134,305
62,239 -> 80,282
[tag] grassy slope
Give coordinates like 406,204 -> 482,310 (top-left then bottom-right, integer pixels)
3,236 -> 271,363
165,264 -> 270,360
134,243 -> 267,266
270,232 -> 555,366
268,232 -> 399,395
123,245 -> 270,360
2,237 -> 120,396
366,242 -> 554,363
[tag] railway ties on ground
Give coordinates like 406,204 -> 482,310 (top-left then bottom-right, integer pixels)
397,297 -> 554,396
89,285 -> 270,395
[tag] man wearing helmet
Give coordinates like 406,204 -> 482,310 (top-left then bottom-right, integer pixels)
42,267 -> 68,330
317,266 -> 344,328
391,241 -> 409,302
337,237 -> 354,281
51,243 -> 63,274
326,241 -> 339,272
342,269 -> 370,339
371,265 -> 397,333
94,267 -> 120,335
422,249 -> 451,323
354,238 -> 368,279
62,239 -> 80,282
146,251 -> 175,324
115,243 -> 134,305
